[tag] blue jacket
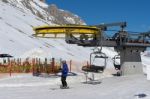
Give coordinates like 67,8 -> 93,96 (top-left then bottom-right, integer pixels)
61,63 -> 69,77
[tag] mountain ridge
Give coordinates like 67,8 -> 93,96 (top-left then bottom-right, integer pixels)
2,0 -> 85,25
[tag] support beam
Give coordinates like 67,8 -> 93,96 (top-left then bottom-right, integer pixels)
120,47 -> 145,75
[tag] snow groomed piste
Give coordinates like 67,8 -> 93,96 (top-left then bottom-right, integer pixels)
33,22 -> 150,76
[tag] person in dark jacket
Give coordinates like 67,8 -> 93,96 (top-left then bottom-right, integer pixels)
61,60 -> 69,88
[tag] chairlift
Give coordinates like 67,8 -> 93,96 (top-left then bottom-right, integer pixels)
0,54 -> 13,66
0,54 -> 13,58
82,50 -> 108,73
112,55 -> 121,70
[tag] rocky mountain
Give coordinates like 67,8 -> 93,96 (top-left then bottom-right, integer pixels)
2,0 -> 85,25
48,4 -> 85,25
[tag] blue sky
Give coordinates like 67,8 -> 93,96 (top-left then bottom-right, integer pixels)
46,0 -> 150,32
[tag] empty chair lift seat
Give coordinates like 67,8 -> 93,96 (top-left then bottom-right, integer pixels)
82,65 -> 105,73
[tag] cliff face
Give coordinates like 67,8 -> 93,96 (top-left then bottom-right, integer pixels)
48,4 -> 85,25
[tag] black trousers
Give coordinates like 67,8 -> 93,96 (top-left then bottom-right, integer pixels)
61,76 -> 67,87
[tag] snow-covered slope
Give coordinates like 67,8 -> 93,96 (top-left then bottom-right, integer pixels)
0,1 -> 88,61
0,0 -> 114,59
4,0 -> 85,25
0,0 -> 97,64
0,74 -> 150,99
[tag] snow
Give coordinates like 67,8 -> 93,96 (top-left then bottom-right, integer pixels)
4,0 -> 52,22
0,74 -> 150,99
64,17 -> 76,24
20,48 -> 52,59
33,0 -> 48,8
0,1 -> 91,62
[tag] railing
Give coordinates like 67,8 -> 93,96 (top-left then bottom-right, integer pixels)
0,58 -> 61,75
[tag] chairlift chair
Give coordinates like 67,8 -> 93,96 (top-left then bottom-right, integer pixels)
0,54 -> 13,66
82,51 -> 108,73
113,55 -> 121,70
0,54 -> 13,58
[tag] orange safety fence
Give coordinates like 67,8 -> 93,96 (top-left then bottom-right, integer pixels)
0,58 -> 89,76
0,58 -> 60,75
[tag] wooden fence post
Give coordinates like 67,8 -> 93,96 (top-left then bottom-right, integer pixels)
32,58 -> 35,74
44,58 -> 47,73
70,60 -> 72,72
9,60 -> 12,77
51,58 -> 55,73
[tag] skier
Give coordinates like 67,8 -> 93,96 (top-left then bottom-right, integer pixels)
60,60 -> 69,89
